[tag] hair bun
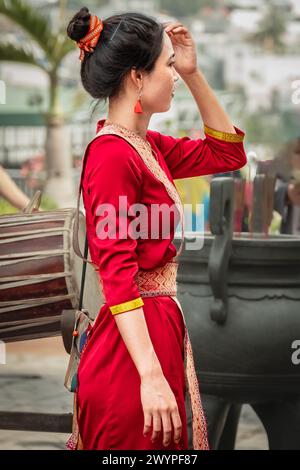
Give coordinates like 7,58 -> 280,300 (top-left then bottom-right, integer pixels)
67,7 -> 91,42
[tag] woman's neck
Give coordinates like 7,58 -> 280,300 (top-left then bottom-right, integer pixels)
106,108 -> 151,141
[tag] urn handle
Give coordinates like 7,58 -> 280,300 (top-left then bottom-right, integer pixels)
208,177 -> 234,324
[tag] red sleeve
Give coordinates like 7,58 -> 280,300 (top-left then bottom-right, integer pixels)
148,124 -> 247,180
85,136 -> 144,316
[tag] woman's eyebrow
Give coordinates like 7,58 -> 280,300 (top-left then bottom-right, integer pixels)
168,53 -> 175,61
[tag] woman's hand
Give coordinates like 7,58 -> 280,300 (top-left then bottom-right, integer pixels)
164,22 -> 198,77
141,373 -> 182,447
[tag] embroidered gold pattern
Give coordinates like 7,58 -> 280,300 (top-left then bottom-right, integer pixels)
135,261 -> 178,297
171,295 -> 210,450
204,124 -> 244,143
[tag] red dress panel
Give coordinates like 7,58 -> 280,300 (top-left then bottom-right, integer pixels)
76,119 -> 247,450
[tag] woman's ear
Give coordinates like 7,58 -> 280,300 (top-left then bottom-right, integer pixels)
130,67 -> 143,89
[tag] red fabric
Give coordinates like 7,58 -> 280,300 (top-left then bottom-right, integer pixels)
77,296 -> 188,450
147,125 -> 246,180
82,119 -> 247,309
76,119 -> 247,449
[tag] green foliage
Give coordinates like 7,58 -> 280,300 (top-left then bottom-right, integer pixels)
0,0 -> 56,61
244,109 -> 300,147
0,0 -> 76,73
270,210 -> 282,235
68,0 -> 108,8
247,2 -> 287,53
0,41 -> 44,70
161,0 -> 218,18
0,0 -> 77,118
0,194 -> 58,215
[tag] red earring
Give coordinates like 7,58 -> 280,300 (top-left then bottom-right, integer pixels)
134,88 -> 143,113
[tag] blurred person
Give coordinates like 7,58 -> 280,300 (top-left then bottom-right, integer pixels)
66,8 -> 247,451
254,138 -> 300,235
20,154 -> 45,190
273,138 -> 300,234
214,139 -> 300,236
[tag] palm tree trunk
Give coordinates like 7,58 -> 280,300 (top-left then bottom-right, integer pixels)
43,71 -> 75,208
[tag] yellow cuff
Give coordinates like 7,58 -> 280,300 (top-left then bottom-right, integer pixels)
204,124 -> 244,143
110,296 -> 144,315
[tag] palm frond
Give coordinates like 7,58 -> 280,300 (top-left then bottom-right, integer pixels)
0,41 -> 46,71
52,33 -> 76,63
0,0 -> 56,61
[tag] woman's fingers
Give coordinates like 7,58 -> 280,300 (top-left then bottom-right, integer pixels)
165,24 -> 190,41
171,407 -> 182,444
164,22 -> 184,32
147,409 -> 182,447
143,411 -> 152,437
172,26 -> 188,33
151,412 -> 161,442
166,27 -> 184,36
161,411 -> 172,447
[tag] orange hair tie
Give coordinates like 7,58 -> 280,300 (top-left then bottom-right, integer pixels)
76,14 -> 104,61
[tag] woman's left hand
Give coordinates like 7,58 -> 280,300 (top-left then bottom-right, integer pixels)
164,22 -> 198,77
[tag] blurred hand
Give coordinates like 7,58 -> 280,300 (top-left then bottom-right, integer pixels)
287,182 -> 300,206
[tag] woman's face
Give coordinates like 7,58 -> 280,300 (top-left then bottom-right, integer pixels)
141,31 -> 180,114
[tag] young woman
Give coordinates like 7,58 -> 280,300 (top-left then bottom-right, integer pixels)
66,8 -> 247,450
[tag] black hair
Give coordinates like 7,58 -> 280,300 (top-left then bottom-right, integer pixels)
67,7 -> 164,104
